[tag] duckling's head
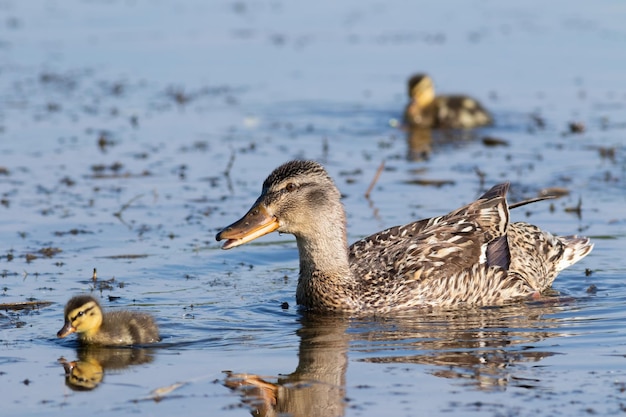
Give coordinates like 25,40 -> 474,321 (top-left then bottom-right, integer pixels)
57,295 -> 104,339
407,73 -> 436,109
216,160 -> 344,249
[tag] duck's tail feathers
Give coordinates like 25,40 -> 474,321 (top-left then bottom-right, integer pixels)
556,235 -> 594,272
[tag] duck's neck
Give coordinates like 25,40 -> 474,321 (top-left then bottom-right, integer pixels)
294,216 -> 356,311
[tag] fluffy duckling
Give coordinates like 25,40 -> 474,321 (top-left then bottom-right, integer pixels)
404,73 -> 493,129
57,295 -> 160,346
216,160 -> 593,314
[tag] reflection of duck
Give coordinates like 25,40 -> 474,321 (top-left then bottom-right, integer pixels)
59,347 -> 155,391
216,160 -> 593,313
225,315 -> 349,417
355,304 -> 562,390
404,73 -> 493,129
225,306 -> 562,415
57,295 -> 160,346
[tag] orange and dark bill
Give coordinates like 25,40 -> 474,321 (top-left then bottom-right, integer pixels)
216,204 -> 279,250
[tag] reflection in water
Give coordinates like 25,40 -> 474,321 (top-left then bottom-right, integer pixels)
406,127 -> 479,161
59,347 -> 155,391
225,303 -> 563,416
406,128 -> 433,161
225,315 -> 349,417
353,304 -> 561,391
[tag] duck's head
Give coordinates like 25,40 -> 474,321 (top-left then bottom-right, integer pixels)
407,73 -> 436,109
216,160 -> 344,250
57,295 -> 104,338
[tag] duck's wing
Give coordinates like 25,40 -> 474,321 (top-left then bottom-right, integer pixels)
349,183 -> 511,285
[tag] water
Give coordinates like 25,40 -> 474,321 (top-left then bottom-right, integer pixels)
1,0 -> 625,416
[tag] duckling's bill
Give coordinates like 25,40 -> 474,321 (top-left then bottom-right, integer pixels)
57,321 -> 76,338
216,204 -> 279,250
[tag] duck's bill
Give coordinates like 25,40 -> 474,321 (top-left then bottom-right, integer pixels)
57,321 -> 76,338
216,204 -> 279,250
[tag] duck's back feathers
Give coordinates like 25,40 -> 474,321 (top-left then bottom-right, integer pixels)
348,182 -> 593,311
430,95 -> 493,129
89,310 -> 160,346
349,183 -> 513,309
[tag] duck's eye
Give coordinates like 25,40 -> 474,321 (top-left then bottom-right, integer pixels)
285,182 -> 298,192
77,311 -> 85,317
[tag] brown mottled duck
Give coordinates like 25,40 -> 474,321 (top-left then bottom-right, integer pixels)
216,160 -> 593,314
404,73 -> 493,129
57,295 -> 160,346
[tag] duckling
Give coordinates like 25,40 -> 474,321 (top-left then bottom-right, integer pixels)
57,295 -> 160,346
404,73 -> 493,129
216,160 -> 593,314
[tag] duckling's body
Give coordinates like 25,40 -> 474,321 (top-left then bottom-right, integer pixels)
404,73 -> 493,129
57,295 -> 160,346
216,160 -> 593,314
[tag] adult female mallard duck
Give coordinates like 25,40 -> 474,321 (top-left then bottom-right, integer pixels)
404,73 -> 493,129
57,295 -> 160,346
216,160 -> 593,314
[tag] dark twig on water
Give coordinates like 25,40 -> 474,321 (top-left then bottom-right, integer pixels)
474,167 -> 486,189
564,197 -> 583,218
113,194 -> 145,224
321,137 -> 329,163
365,160 -> 385,199
224,151 -> 236,177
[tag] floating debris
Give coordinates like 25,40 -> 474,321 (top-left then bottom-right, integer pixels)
404,178 -> 455,187
365,161 -> 385,199
0,300 -> 53,311
539,187 -> 570,198
481,136 -> 509,147
39,247 -> 62,257
530,113 -> 545,129
568,121 -> 585,134
598,147 -> 616,160
564,197 -> 583,217
53,229 -> 93,237
101,254 -> 149,259
97,133 -> 117,152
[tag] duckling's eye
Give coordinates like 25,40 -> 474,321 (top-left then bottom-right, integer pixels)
77,311 -> 85,317
285,182 -> 298,192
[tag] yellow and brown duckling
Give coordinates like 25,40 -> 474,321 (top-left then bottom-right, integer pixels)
57,295 -> 160,346
216,160 -> 593,314
404,73 -> 493,129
